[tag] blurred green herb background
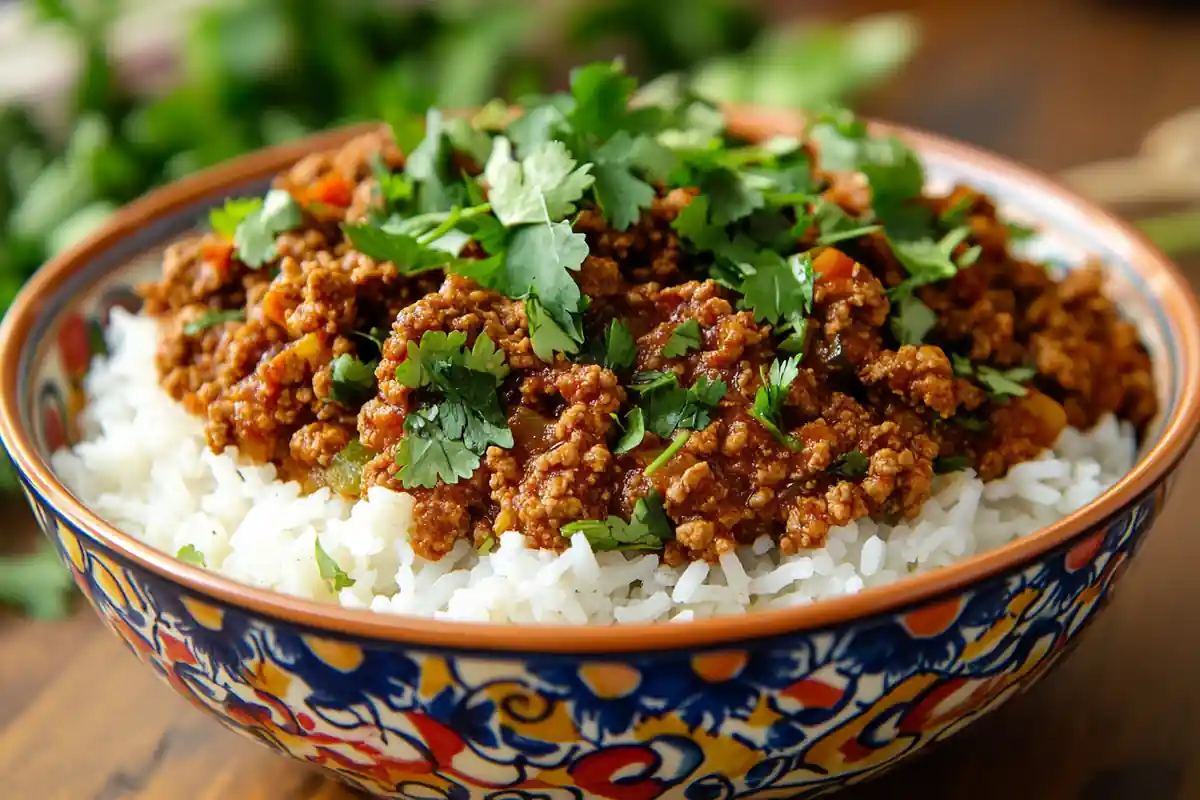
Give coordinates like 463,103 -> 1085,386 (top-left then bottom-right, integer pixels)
0,0 -> 920,616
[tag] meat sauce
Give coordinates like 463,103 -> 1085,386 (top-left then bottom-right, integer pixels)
142,127 -> 1157,564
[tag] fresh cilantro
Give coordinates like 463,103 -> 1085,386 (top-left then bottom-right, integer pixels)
958,244 -> 982,268
672,194 -> 730,253
950,353 -> 974,378
561,491 -> 673,552
629,371 -> 726,475
484,137 -> 594,226
777,315 -> 809,354
934,455 -> 972,474
889,226 -> 971,291
343,219 -> 463,275
232,189 -> 302,268
369,152 -> 412,213
976,364 -> 1037,398
393,332 -> 513,489
740,251 -> 815,325
591,131 -> 656,230
662,319 -> 702,358
499,218 -> 590,360
405,108 -> 461,213
395,406 -> 484,488
697,167 -> 764,226
811,198 -> 881,246
889,293 -> 937,345
329,354 -> 378,406
750,355 -> 802,447
951,356 -> 1037,399
567,60 -> 639,142
938,195 -> 974,228
614,407 -> 646,454
183,308 -> 244,336
315,539 -> 355,591
176,544 -> 206,567
209,197 -> 262,238
583,319 -> 637,370
830,450 -> 869,478
951,414 -> 988,433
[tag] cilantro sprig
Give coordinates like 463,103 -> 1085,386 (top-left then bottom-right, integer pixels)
220,189 -> 303,268
561,491 -> 673,552
951,354 -> 1037,399
662,319 -> 702,358
750,355 -> 802,447
582,319 -> 637,370
619,371 -> 726,475
393,331 -> 514,488
183,308 -> 245,336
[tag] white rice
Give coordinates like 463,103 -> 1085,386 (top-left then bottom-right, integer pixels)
51,310 -> 1139,624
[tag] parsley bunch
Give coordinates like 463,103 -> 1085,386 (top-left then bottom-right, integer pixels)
393,331 -> 514,488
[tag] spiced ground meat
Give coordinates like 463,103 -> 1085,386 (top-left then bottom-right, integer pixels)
142,115 -> 1156,564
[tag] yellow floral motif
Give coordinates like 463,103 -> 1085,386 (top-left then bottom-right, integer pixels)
181,596 -> 225,631
303,636 -> 365,672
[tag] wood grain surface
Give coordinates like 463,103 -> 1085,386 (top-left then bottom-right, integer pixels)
2,0 -> 1200,797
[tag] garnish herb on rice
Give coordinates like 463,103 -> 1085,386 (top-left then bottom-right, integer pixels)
118,59 -> 1157,568
176,544 -> 206,567
562,491 -> 673,551
315,539 -> 355,592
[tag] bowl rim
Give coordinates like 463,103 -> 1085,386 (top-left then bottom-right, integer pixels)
2,109 -> 1198,654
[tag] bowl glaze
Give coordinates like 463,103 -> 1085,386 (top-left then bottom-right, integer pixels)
2,112 -> 1198,799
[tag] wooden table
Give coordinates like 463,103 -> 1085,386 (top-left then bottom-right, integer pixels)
3,0 -> 1200,797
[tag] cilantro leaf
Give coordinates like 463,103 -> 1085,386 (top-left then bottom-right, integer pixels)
567,60 -> 638,141
698,167 -> 764,226
889,293 -> 938,345
176,545 -> 206,567
343,222 -> 455,275
392,332 -> 514,489
314,538 -> 355,591
614,407 -> 645,453
889,226 -> 970,289
591,131 -> 656,231
233,189 -> 302,268
938,196 -> 973,228
583,319 -> 637,370
484,137 -> 594,226
740,251 -> 815,325
633,372 -> 726,439
750,355 -> 802,446
830,450 -> 869,478
812,198 -> 881,246
527,297 -> 584,362
210,197 -> 262,238
183,308 -> 244,336
369,152 -> 412,213
405,109 -> 459,213
395,406 -> 486,489
502,219 -> 590,360
671,194 -> 730,253
950,353 -> 974,378
778,314 -> 809,354
934,455 -> 972,474
329,354 -> 378,406
952,414 -> 988,433
561,490 -> 673,552
662,319 -> 702,358
975,365 -> 1037,398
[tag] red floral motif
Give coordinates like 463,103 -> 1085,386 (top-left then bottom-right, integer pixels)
57,313 -> 92,378
570,745 -> 666,800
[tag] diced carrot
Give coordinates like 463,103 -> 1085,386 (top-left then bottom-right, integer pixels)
812,247 -> 857,281
309,174 -> 353,208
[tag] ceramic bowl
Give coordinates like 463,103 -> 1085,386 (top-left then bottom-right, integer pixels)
2,112 -> 1198,799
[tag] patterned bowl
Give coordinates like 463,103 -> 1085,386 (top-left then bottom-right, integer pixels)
1,112 -> 1198,799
